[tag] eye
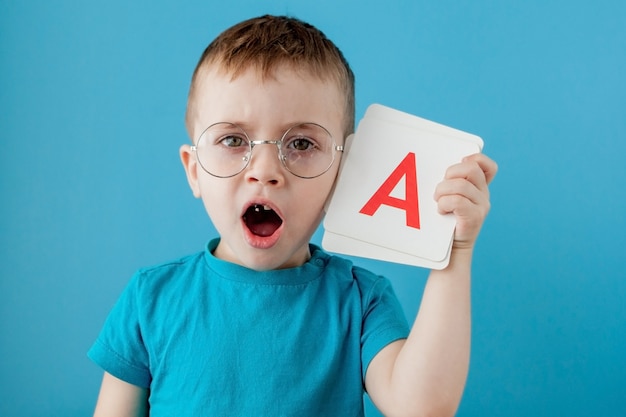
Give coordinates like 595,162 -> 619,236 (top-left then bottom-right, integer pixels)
219,134 -> 247,147
286,136 -> 317,151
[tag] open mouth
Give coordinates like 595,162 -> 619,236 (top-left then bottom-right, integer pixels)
242,204 -> 283,237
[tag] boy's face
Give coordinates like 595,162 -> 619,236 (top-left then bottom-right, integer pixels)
180,65 -> 345,270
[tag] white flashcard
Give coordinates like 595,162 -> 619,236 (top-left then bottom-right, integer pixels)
322,104 -> 483,269
362,103 -> 483,148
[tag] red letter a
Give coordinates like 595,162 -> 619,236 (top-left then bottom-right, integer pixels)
359,152 -> 420,229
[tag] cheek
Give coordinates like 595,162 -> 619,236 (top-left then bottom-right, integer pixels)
197,178 -> 235,219
297,176 -> 337,209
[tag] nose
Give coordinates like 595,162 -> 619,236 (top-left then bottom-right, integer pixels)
243,142 -> 285,186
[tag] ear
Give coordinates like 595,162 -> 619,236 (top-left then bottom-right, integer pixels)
179,144 -> 202,198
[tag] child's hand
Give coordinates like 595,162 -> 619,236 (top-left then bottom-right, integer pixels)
434,153 -> 497,251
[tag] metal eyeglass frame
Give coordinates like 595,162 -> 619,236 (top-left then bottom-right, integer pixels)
190,122 -> 344,179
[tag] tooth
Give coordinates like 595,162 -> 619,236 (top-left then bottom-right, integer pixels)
263,205 -> 271,211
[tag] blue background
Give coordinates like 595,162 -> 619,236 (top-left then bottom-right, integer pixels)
1,1 -> 624,416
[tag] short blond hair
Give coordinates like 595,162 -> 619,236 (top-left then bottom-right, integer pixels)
185,15 -> 355,139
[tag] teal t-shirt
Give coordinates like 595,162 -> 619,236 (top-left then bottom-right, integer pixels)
88,239 -> 409,416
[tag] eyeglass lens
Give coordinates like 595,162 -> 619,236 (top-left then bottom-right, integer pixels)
194,122 -> 338,178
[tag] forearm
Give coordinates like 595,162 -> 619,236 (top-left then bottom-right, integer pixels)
390,249 -> 473,415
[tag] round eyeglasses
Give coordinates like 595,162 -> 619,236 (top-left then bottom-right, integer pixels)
191,122 -> 344,179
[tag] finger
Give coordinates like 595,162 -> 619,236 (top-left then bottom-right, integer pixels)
436,193 -> 476,215
437,190 -> 491,237
443,159 -> 491,194
434,177 -> 487,207
462,153 -> 498,185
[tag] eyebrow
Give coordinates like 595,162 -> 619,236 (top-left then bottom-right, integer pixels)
216,121 -> 325,135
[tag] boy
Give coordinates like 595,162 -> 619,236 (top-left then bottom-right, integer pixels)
89,15 -> 497,417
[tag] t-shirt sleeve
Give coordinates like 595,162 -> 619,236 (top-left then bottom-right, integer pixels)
359,272 -> 410,379
87,272 -> 151,388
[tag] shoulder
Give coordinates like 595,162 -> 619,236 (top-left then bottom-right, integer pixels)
136,251 -> 204,277
128,250 -> 206,296
108,250 -> 211,325
313,245 -> 391,299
